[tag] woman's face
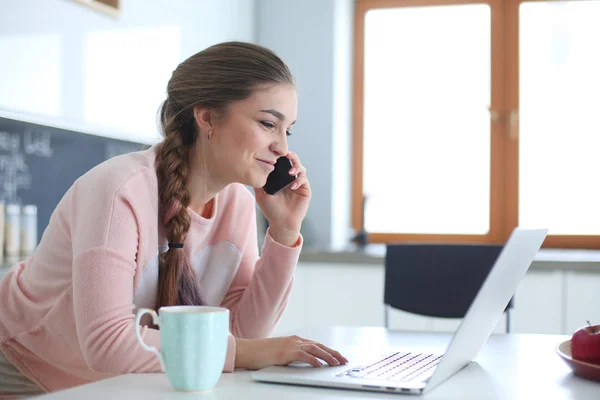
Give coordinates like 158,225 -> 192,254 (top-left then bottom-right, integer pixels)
204,84 -> 297,188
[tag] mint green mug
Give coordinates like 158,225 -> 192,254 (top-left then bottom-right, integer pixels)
135,306 -> 230,391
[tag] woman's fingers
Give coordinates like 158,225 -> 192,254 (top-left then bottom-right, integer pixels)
286,151 -> 302,172
283,152 -> 309,192
293,349 -> 323,368
290,175 -> 308,191
301,343 -> 341,366
288,337 -> 349,367
312,342 -> 349,365
237,337 -> 348,370
286,152 -> 308,178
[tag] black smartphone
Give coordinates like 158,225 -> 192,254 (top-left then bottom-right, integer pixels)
263,156 -> 297,195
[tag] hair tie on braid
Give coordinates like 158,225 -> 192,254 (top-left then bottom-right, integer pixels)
168,243 -> 184,249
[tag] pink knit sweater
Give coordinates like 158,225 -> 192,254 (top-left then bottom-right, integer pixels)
0,146 -> 301,392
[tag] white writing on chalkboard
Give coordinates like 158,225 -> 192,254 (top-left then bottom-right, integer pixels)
0,132 -> 19,153
0,130 -> 53,202
24,131 -> 53,158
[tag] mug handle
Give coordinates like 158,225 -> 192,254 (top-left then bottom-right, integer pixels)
135,308 -> 167,372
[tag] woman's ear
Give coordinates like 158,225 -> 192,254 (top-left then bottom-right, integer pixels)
193,106 -> 213,139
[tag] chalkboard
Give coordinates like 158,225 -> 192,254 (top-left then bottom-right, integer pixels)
0,115 -> 149,242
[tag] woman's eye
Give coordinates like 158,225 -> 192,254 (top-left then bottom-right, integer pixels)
260,121 -> 275,129
260,121 -> 292,136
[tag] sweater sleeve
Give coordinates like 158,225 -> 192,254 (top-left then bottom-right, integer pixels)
220,206 -> 302,371
71,181 -> 164,374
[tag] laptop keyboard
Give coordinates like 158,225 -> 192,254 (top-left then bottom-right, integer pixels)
336,352 -> 442,382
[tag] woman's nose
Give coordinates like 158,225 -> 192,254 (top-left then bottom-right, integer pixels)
269,134 -> 289,157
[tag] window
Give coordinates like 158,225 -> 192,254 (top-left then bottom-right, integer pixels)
0,34 -> 61,117
84,26 -> 181,143
353,0 -> 600,249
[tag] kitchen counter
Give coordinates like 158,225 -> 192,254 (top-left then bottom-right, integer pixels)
1,247 -> 598,280
299,245 -> 600,273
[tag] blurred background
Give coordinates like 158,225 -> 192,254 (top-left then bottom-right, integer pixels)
0,0 -> 599,338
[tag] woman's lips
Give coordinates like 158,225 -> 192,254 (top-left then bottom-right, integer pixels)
257,159 -> 275,171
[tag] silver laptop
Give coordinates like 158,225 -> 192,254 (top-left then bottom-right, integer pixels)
251,228 -> 548,395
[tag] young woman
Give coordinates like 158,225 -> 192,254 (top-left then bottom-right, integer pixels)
0,41 -> 347,395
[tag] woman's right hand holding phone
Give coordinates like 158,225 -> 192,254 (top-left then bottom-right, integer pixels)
234,336 -> 349,370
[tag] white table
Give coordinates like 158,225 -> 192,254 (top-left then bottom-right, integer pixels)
35,326 -> 599,399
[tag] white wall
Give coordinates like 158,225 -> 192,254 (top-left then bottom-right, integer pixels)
1,0 -> 354,247
331,0 -> 354,248
0,0 -> 256,144
256,0 -> 354,247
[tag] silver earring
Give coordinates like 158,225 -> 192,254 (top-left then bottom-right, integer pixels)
207,130 -> 212,140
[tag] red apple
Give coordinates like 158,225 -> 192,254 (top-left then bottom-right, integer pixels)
571,322 -> 600,364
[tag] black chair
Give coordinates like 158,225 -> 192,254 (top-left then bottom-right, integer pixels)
384,243 -> 513,333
